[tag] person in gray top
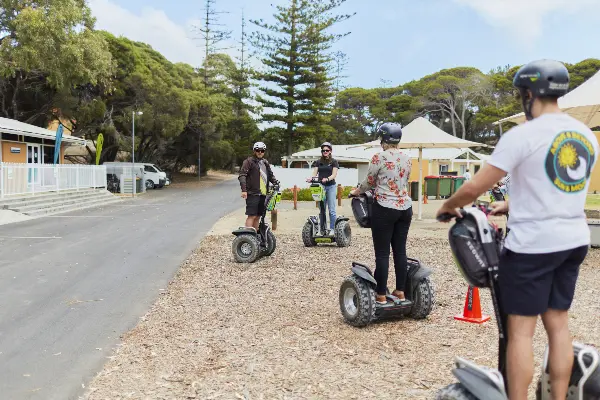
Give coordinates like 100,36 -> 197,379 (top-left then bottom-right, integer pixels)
350,122 -> 413,305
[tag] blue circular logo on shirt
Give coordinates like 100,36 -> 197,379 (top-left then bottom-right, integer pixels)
545,131 -> 595,193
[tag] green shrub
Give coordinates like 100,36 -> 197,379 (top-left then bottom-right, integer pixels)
280,186 -> 356,201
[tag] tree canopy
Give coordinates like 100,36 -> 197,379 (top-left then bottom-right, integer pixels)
1,0 -> 599,171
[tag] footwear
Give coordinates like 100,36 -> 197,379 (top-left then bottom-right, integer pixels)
391,290 -> 406,301
375,295 -> 387,305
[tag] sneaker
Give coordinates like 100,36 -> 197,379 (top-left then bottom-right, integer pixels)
375,295 -> 387,305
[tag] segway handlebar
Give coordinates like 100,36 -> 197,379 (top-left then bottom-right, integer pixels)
436,205 -> 506,222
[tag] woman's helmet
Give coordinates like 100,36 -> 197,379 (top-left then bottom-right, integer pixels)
253,142 -> 267,151
320,142 -> 333,150
377,122 -> 403,144
513,59 -> 570,121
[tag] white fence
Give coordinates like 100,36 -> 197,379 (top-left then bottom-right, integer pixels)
0,163 -> 107,198
270,166 -> 359,189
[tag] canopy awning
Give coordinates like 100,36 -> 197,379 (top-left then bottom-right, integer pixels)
0,117 -> 86,146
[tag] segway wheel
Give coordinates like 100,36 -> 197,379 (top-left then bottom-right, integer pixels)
334,220 -> 351,247
263,230 -> 276,256
339,275 -> 375,327
302,221 -> 316,247
232,234 -> 261,263
435,383 -> 477,400
409,276 -> 435,319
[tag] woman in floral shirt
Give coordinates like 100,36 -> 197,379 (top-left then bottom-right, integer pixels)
350,122 -> 413,305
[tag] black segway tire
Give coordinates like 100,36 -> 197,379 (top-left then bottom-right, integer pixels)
435,383 -> 477,400
410,276 -> 435,319
339,275 -> 375,327
232,234 -> 261,263
263,230 -> 276,256
334,220 -> 351,247
302,221 -> 317,247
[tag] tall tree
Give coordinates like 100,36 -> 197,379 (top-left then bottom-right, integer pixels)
228,10 -> 259,169
192,0 -> 231,176
299,0 -> 354,144
250,0 -> 353,155
0,0 -> 113,124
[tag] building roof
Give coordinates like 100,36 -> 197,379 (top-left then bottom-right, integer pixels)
0,117 -> 86,146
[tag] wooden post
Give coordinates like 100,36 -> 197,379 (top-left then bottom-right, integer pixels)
337,184 -> 342,206
293,185 -> 298,210
271,209 -> 278,231
436,179 -> 441,200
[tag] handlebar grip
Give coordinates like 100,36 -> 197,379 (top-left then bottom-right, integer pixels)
436,213 -> 456,222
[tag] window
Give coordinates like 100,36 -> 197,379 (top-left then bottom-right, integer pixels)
2,133 -> 19,141
439,164 -> 449,174
43,145 -> 55,164
144,165 -> 156,173
27,136 -> 44,144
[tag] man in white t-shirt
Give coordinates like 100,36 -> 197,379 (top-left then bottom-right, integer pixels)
436,59 -> 598,400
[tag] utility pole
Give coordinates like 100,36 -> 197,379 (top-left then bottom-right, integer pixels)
193,0 -> 232,178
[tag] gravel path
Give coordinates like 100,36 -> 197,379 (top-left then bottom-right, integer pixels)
84,225 -> 600,399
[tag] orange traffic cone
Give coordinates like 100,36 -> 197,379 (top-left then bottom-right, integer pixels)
454,285 -> 490,324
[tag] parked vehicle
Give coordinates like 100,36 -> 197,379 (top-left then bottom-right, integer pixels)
103,162 -> 167,190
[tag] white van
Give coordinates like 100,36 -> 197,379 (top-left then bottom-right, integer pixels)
140,163 -> 167,189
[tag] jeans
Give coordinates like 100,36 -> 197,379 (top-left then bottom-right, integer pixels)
370,202 -> 412,295
323,184 -> 337,230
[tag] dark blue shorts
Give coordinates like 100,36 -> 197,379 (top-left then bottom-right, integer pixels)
498,245 -> 588,316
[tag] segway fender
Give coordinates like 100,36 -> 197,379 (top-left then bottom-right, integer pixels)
232,227 -> 257,237
411,264 -> 433,283
452,368 -> 507,400
351,263 -> 377,286
334,216 -> 350,225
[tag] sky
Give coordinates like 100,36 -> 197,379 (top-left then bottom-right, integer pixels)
87,0 -> 600,89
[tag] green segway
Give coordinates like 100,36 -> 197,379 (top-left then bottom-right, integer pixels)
302,177 -> 351,247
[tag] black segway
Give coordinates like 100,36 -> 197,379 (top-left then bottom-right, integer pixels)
338,191 -> 435,327
435,207 -> 600,400
231,183 -> 281,263
302,177 -> 351,247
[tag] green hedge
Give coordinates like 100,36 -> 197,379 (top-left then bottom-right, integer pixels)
280,186 -> 356,201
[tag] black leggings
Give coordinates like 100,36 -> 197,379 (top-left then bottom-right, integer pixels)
370,202 -> 412,295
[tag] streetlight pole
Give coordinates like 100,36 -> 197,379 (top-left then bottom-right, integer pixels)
132,111 -> 143,197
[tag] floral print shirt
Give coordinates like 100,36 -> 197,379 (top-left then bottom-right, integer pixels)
358,149 -> 412,211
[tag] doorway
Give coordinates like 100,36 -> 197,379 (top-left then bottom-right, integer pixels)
27,144 -> 42,185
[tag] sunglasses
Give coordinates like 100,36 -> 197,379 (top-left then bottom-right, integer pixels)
255,149 -> 265,153
321,149 -> 331,153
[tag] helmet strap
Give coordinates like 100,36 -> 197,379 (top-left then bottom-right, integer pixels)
519,88 -> 535,121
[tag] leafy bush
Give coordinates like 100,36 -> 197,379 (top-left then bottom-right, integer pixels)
280,186 -> 356,201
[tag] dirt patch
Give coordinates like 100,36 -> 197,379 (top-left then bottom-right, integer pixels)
84,228 -> 599,399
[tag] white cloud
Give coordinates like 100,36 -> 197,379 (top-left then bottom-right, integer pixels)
88,0 -> 205,67
453,0 -> 599,42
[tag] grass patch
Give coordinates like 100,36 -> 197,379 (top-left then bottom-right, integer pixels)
587,194 -> 600,209
281,186 -> 355,201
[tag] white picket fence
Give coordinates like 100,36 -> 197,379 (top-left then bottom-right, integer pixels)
270,166 -> 359,189
0,163 -> 107,198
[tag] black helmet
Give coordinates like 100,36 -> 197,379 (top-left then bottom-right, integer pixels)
377,122 -> 402,144
320,142 -> 332,150
513,59 -> 569,120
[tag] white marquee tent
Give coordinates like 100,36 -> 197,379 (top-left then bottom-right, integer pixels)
494,70 -> 600,128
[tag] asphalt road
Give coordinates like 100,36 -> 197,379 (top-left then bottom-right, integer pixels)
0,178 -> 242,400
